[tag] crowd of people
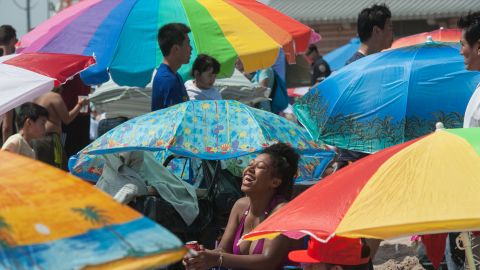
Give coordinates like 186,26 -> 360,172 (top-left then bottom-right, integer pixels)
1,2 -> 480,270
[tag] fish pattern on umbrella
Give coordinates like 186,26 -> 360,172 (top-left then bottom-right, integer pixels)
71,101 -> 324,182
70,149 -> 335,185
83,100 -> 320,159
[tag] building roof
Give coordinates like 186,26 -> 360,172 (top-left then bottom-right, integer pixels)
262,0 -> 478,23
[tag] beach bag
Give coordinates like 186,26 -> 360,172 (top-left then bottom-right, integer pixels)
202,160 -> 243,228
130,159 -> 242,234
131,192 -> 213,234
270,71 -> 289,113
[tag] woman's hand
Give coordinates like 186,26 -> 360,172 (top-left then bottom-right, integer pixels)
77,96 -> 89,107
184,250 -> 219,270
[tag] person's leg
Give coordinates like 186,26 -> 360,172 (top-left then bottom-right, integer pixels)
51,133 -> 68,171
63,115 -> 91,157
31,135 -> 55,167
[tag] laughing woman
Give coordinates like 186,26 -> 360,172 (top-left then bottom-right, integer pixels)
185,142 -> 300,270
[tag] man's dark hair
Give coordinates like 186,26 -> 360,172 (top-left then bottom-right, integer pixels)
0,25 -> 17,45
157,23 -> 191,57
458,12 -> 480,47
16,102 -> 49,129
191,54 -> 220,77
357,4 -> 391,42
306,44 -> 319,55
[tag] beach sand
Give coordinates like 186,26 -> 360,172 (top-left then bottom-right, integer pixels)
373,237 -> 424,270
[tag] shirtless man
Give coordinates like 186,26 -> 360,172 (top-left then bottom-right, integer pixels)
1,25 -> 18,144
33,90 -> 87,169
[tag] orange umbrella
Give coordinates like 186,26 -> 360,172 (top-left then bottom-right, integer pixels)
391,28 -> 461,49
0,151 -> 185,269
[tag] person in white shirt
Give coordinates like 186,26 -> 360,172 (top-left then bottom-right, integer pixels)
1,102 -> 48,159
459,12 -> 480,128
185,54 -> 222,100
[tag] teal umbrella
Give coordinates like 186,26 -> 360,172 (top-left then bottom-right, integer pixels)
70,100 -> 324,180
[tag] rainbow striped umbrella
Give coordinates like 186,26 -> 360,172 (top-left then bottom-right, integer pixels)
0,151 -> 185,269
19,0 -> 312,87
243,128 -> 480,243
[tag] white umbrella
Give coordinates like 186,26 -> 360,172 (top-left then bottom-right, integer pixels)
0,52 -> 95,115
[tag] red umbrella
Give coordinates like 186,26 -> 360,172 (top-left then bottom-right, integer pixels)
0,52 -> 95,115
391,28 -> 461,49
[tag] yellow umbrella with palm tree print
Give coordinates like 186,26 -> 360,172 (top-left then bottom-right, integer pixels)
0,151 -> 185,269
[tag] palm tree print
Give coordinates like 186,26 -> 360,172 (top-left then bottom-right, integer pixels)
0,216 -> 43,270
0,216 -> 13,269
72,206 -> 111,225
72,206 -> 142,256
298,91 -> 467,151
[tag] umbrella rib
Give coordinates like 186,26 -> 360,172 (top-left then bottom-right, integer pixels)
167,104 -> 189,154
177,0 -> 199,57
245,107 -> 268,146
104,1 -> 140,71
401,46 -> 422,141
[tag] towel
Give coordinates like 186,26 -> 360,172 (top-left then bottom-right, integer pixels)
96,151 -> 199,225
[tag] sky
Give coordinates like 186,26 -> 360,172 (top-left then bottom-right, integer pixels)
0,0 -> 52,37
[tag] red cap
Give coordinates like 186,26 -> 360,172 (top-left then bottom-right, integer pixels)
288,236 -> 370,266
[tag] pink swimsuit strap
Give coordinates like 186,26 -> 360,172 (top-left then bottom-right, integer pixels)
232,195 -> 285,255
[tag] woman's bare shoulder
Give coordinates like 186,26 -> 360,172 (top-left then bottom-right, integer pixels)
228,196 -> 249,224
270,202 -> 287,214
234,196 -> 249,209
229,196 -> 248,215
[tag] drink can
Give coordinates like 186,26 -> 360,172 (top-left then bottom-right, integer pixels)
185,241 -> 200,251
78,95 -> 89,113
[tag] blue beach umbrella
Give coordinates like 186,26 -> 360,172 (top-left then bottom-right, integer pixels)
294,41 -> 480,153
69,100 -> 326,181
324,38 -> 360,71
70,150 -> 334,184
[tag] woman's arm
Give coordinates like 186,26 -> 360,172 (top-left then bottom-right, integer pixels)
53,93 -> 87,125
215,197 -> 248,253
187,234 -> 293,270
183,197 -> 246,268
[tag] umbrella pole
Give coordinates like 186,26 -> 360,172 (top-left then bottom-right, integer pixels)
460,232 -> 476,270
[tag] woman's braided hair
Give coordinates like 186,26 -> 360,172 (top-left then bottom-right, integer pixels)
261,142 -> 299,199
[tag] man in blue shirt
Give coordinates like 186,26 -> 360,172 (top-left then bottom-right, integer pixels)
345,4 -> 393,65
338,4 -> 394,171
151,23 -> 192,111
